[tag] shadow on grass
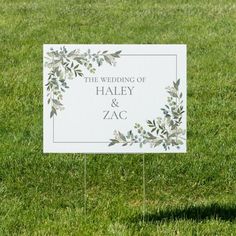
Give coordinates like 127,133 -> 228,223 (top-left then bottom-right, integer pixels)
132,203 -> 236,223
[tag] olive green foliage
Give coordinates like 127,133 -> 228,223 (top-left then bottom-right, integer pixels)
45,47 -> 121,117
109,79 -> 185,150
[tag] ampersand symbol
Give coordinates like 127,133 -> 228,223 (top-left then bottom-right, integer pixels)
111,99 -> 119,108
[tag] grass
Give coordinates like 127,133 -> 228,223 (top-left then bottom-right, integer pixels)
0,0 -> 236,235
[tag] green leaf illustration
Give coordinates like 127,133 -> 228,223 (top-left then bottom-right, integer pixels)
109,79 -> 185,150
45,47 -> 122,118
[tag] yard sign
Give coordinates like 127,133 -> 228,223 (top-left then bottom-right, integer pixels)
43,44 -> 186,153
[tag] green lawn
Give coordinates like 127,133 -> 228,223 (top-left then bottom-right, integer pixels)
0,0 -> 236,235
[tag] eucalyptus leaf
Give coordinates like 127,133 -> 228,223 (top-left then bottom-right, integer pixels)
108,79 -> 185,150
45,47 -> 122,118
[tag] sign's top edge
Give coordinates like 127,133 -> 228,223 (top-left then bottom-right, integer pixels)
43,44 -> 187,47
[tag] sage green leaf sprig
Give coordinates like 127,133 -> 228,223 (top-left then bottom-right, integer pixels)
109,79 -> 185,150
45,46 -> 122,118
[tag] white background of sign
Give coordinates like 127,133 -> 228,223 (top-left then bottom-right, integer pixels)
44,45 -> 186,153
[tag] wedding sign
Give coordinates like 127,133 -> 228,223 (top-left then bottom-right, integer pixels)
43,44 -> 187,153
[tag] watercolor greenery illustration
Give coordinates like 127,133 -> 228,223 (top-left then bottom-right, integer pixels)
45,46 -> 121,118
109,79 -> 185,150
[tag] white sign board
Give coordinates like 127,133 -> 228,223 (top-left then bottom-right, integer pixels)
43,45 -> 187,153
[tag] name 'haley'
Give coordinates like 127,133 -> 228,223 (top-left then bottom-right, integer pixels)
96,86 -> 135,96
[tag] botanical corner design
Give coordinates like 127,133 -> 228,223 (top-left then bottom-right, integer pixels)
45,46 -> 121,118
109,79 -> 185,150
